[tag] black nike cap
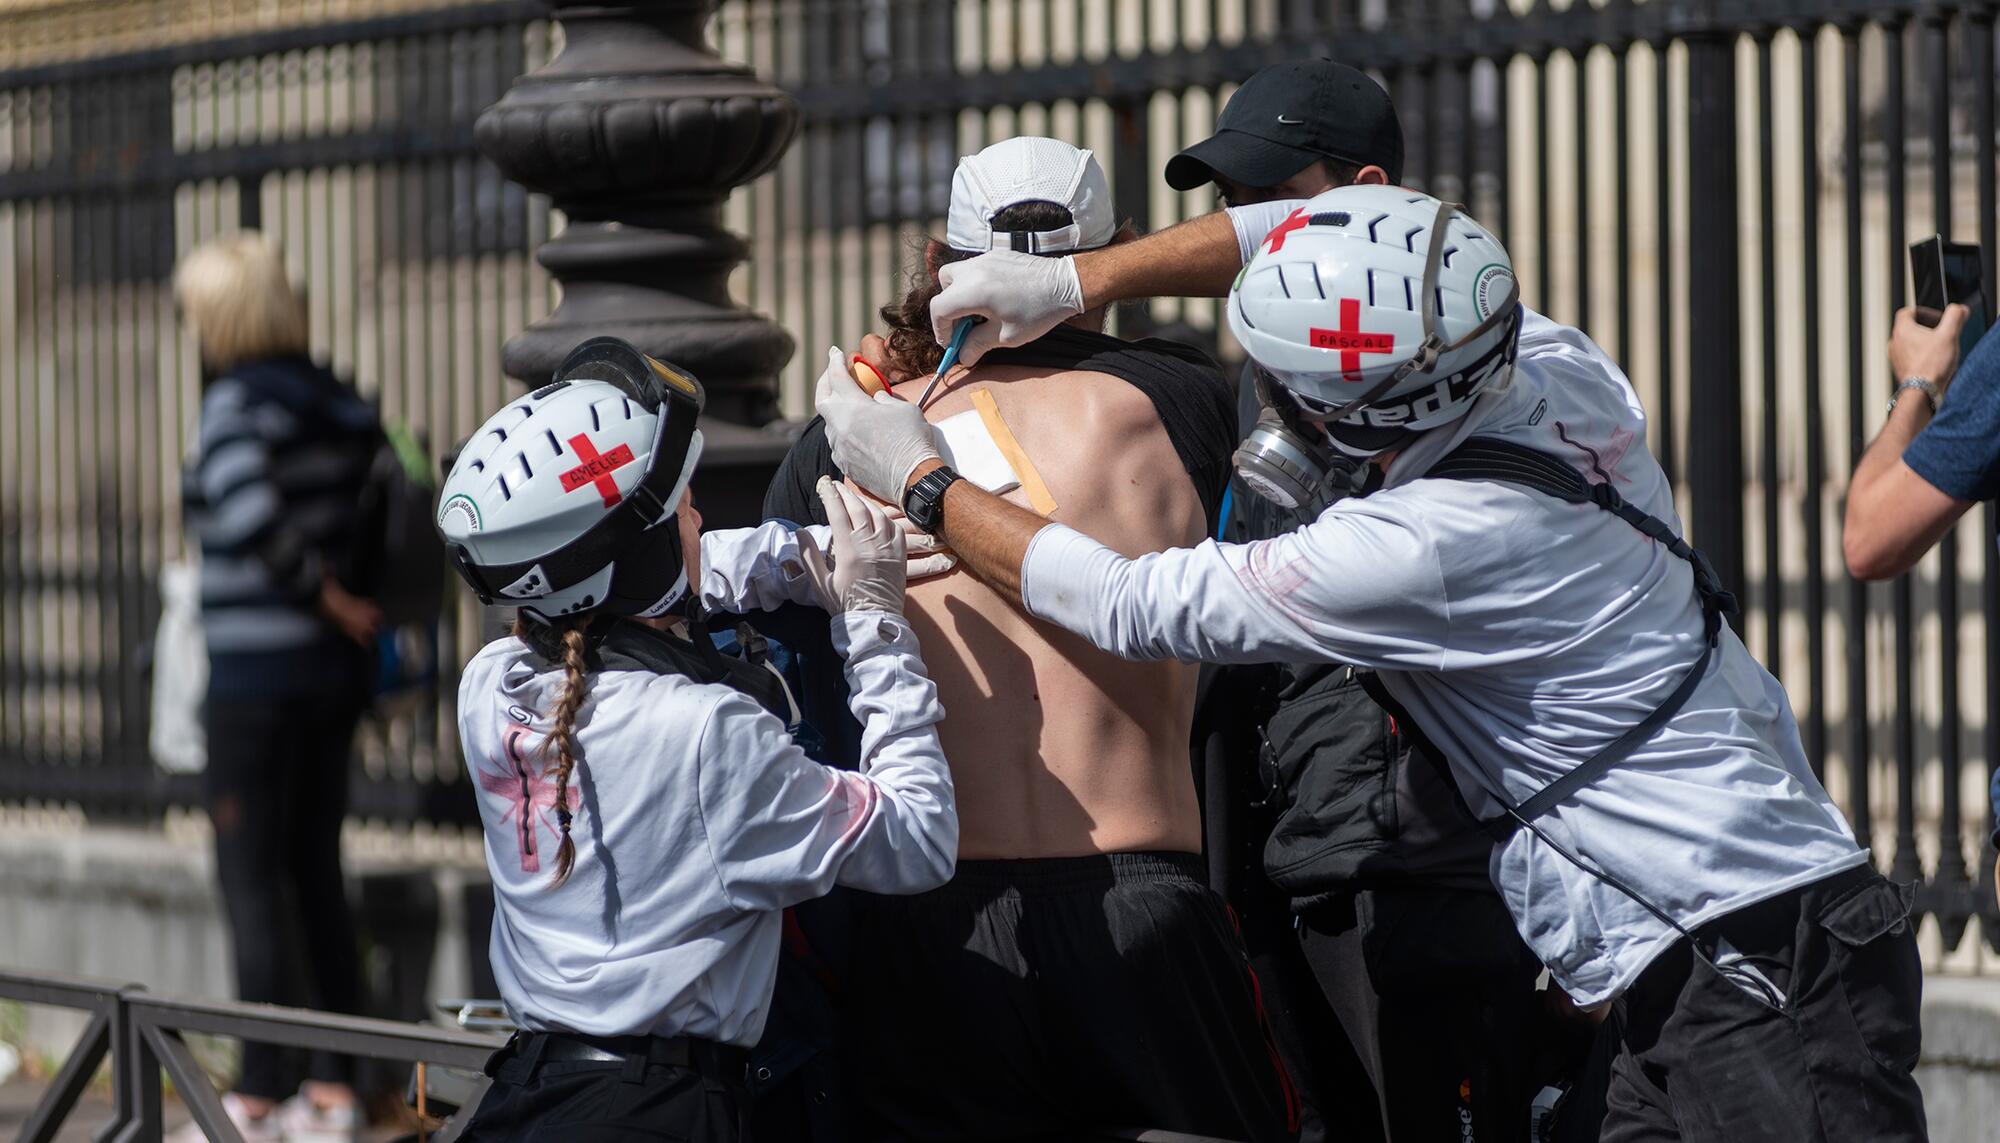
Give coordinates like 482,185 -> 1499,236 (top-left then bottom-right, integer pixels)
1166,60 -> 1404,192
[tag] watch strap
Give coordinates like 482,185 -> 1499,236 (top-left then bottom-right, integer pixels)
1889,377 -> 1939,414
903,466 -> 963,533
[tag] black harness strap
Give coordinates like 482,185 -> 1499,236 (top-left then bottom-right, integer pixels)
522,609 -> 798,724
1426,436 -> 1741,841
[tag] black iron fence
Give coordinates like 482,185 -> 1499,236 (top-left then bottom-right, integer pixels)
0,1 -> 554,824
2,0 -> 1999,961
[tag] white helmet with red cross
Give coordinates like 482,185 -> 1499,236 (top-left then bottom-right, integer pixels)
436,338 -> 705,623
1227,184 -> 1522,457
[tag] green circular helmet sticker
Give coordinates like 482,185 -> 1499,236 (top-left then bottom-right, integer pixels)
1472,263 -> 1514,320
440,493 -> 482,534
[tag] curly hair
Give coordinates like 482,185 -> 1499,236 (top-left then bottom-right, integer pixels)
878,200 -> 1084,379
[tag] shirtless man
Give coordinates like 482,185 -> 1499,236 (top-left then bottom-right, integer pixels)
761,138 -> 1291,1142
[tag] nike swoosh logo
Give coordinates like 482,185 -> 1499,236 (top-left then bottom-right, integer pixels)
1277,115 -> 1304,124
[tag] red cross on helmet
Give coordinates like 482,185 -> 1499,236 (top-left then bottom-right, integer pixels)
1228,185 -> 1522,458
436,338 -> 706,623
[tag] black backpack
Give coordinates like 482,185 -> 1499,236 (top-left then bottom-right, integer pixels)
1256,661 -> 1495,900
340,421 -> 446,627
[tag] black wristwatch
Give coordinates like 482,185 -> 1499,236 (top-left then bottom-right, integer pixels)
903,465 -> 964,534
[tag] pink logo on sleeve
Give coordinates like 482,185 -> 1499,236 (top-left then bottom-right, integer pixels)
826,771 -> 880,847
477,723 -> 582,873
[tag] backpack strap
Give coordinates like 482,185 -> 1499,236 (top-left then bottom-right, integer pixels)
523,611 -> 800,725
1425,436 -> 1741,841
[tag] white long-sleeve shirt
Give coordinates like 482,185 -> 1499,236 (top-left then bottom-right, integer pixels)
460,523 -> 956,1044
1020,309 -> 1864,1005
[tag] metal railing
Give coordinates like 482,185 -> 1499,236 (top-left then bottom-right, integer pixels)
0,968 -> 1250,1143
0,967 -> 502,1143
1,0 -> 1998,959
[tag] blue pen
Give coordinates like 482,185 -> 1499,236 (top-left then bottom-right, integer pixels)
917,316 -> 982,407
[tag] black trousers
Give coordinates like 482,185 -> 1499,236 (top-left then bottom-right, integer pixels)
1297,886 -> 1588,1143
1601,865 -> 1928,1142
462,1034 -> 749,1142
841,853 -> 1295,1143
1232,874 -> 1385,1143
203,670 -> 368,1100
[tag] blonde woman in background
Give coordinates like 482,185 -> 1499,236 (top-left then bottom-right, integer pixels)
173,235 -> 381,1143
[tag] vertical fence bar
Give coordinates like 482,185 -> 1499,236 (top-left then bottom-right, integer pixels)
1,90 -> 16,779
1884,16 -> 1924,886
104,76 -> 134,796
1925,5 -> 1970,940
1614,44 -> 1631,369
1533,49 -> 1551,312
62,80 -> 89,777
1458,47 -> 1477,221
1685,25 -> 1745,601
1756,30 -> 1781,675
1111,93 -> 1151,337
1654,37 -> 1676,487
1573,45 -> 1589,333
1798,22 -> 1827,776
1495,50 -> 1511,252
1842,22 -> 1872,852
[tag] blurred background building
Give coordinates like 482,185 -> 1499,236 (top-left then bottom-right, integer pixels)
1,0 -> 1999,1131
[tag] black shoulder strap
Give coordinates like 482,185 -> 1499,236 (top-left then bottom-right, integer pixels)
528,613 -> 798,724
1425,436 -> 1741,840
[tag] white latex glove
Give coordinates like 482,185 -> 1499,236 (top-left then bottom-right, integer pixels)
815,346 -> 941,505
883,502 -> 957,579
797,477 -> 907,616
928,251 -> 1084,368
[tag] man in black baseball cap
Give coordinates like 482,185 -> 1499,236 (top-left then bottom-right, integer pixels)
1165,60 -> 1403,203
907,60 -> 1613,1140
1160,59 -> 1609,1143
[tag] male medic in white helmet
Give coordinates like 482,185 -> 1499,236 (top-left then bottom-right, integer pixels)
814,186 -> 1926,1143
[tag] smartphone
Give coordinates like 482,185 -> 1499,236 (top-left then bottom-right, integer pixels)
1910,235 -> 1991,363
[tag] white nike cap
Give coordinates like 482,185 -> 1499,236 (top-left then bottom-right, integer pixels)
945,136 -> 1117,255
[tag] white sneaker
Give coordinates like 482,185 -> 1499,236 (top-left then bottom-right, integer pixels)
277,1091 -> 363,1143
166,1092 -> 285,1143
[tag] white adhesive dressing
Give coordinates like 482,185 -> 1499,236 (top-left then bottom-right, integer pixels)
931,410 -> 1022,495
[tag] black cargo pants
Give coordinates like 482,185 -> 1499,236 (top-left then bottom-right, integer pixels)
1601,865 -> 1927,1143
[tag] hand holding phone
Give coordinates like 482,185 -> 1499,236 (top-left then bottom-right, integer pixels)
1890,303 -> 1972,397
1910,235 -> 1989,355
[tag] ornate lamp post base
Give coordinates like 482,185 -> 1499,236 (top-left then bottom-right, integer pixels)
476,1 -> 798,424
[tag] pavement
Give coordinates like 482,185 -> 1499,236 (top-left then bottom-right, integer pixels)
0,1078 -> 425,1141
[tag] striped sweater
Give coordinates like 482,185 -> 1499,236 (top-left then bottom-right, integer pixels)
183,356 -> 378,694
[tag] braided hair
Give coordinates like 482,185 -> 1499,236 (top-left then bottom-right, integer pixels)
513,615 -> 592,888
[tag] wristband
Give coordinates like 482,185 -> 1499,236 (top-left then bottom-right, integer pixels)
1888,377 -> 1939,415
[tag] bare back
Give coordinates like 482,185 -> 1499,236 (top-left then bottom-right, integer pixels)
887,363 -> 1208,859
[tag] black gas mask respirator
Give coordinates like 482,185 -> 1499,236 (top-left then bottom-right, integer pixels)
1231,375 -> 1365,514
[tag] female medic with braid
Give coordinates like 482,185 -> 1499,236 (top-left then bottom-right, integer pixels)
437,339 -> 957,1142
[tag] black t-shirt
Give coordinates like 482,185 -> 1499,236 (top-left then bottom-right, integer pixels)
764,326 -> 1238,533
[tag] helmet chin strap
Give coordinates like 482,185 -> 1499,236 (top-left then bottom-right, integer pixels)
633,564 -> 692,620
1325,422 -> 1419,459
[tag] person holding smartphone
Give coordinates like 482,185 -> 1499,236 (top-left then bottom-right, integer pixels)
1847,299 -> 2000,913
1844,300 -> 1984,581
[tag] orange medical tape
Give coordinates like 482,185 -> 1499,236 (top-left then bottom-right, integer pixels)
969,388 -> 1056,516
